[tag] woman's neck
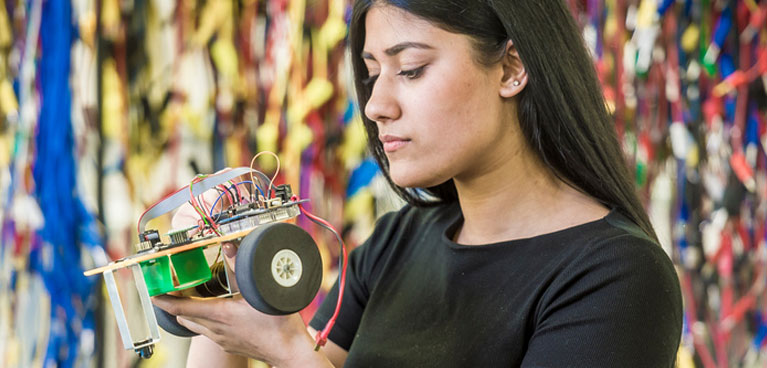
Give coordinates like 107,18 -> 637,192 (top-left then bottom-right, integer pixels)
452,145 -> 609,245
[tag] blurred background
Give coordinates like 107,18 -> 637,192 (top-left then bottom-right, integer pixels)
0,0 -> 766,367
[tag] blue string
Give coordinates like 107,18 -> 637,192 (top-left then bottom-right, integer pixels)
31,1 -> 103,366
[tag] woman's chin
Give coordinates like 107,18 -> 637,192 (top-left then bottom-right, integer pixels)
390,171 -> 446,190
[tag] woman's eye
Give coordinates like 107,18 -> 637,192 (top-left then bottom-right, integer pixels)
362,65 -> 425,87
398,65 -> 426,79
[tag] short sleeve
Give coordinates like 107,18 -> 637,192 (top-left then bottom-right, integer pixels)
309,208 -> 407,350
521,235 -> 683,367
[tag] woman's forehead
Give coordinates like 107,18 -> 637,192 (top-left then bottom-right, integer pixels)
363,5 -> 461,54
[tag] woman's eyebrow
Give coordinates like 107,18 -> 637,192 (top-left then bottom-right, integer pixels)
362,42 -> 434,60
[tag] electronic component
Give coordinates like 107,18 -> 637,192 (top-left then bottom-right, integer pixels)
167,228 -> 190,245
195,262 -> 230,297
141,229 -> 161,244
273,184 -> 293,202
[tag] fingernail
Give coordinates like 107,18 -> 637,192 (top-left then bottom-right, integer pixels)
223,243 -> 237,258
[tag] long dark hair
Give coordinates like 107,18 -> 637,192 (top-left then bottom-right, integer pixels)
350,0 -> 659,241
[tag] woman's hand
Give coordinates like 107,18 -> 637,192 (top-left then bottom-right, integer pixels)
152,294 -> 325,367
152,173 -> 333,367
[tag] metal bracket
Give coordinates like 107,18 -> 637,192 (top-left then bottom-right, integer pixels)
103,264 -> 161,355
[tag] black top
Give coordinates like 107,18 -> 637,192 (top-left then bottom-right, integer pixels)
309,203 -> 683,367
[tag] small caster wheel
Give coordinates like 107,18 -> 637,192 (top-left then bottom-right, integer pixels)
236,222 -> 322,315
136,345 -> 154,359
153,305 -> 198,337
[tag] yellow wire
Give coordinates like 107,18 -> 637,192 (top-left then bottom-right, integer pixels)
250,151 -> 280,206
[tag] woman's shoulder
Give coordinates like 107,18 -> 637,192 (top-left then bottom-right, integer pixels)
553,209 -> 676,278
582,209 -> 672,267
525,210 -> 683,367
541,209 -> 682,314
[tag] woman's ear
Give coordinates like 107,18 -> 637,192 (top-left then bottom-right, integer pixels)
499,40 -> 528,98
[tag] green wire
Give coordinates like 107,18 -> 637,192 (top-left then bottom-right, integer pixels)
189,175 -> 215,231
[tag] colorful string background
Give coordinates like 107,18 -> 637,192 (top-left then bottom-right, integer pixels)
0,0 -> 765,367
570,0 -> 767,367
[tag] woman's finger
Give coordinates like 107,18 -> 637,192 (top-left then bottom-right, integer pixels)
222,242 -> 238,259
152,294 -> 224,320
177,316 -> 215,336
172,174 -> 245,230
222,242 -> 239,291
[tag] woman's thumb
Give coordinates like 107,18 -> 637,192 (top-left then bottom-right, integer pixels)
222,242 -> 238,274
221,242 -> 239,291
222,242 -> 238,259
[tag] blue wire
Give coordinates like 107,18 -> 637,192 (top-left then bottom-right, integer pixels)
235,180 -> 265,198
209,181 -> 266,219
210,190 -> 228,218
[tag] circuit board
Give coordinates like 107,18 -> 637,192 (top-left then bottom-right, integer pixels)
83,199 -> 305,276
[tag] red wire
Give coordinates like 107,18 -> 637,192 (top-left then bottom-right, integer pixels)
189,177 -> 221,236
136,168 -> 235,237
230,181 -> 242,202
137,184 -> 191,237
197,194 -> 210,216
217,184 -> 235,206
296,200 -> 348,350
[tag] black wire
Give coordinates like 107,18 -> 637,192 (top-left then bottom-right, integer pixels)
208,185 -> 241,223
252,170 -> 273,199
209,187 -> 227,222
222,184 -> 238,205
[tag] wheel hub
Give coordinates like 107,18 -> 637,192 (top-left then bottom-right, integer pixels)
271,249 -> 303,287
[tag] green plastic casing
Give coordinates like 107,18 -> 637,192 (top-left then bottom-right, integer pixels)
139,248 -> 212,296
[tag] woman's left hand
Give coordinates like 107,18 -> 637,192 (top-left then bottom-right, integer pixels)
152,246 -> 335,368
152,292 -> 318,366
153,182 -> 330,367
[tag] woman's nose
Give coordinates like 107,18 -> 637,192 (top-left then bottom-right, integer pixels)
364,77 -> 401,123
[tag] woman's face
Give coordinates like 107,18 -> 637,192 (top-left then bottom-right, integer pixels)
362,5 -> 518,189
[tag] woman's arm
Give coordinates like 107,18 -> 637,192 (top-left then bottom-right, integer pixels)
180,328 -> 347,368
308,326 -> 348,368
186,335 -> 248,368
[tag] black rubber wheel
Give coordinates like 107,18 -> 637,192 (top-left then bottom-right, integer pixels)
236,222 -> 322,315
153,305 -> 198,337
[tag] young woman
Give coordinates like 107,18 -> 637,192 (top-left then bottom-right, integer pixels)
153,1 -> 683,367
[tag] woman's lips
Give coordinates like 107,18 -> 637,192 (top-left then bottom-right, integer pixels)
380,135 -> 410,153
383,140 -> 409,153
